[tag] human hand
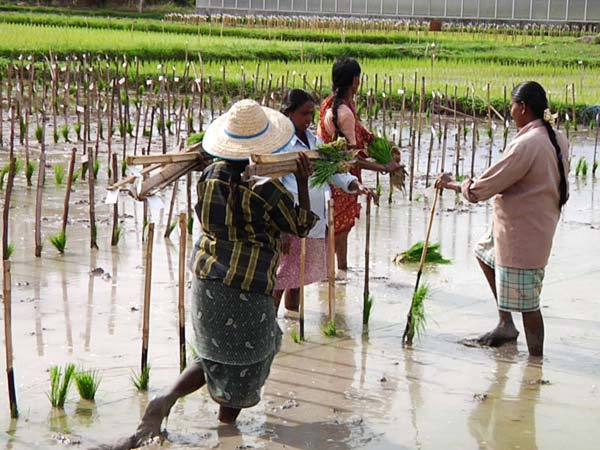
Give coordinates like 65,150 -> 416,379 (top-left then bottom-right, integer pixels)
294,152 -> 313,186
434,172 -> 455,190
384,159 -> 401,173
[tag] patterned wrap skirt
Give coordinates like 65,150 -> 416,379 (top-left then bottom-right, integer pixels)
192,278 -> 282,408
474,228 -> 546,313
275,236 -> 327,291
330,167 -> 362,236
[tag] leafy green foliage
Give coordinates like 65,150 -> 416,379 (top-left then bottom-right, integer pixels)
311,139 -> 355,188
48,363 -> 76,408
74,122 -> 82,140
410,285 -> 428,339
49,231 -> 67,253
72,169 -> 81,183
53,129 -> 59,144
26,161 -> 35,185
394,242 -> 451,264
61,124 -> 70,142
290,329 -> 302,344
5,243 -> 14,260
75,369 -> 101,401
54,164 -> 65,185
35,125 -> 43,144
93,159 -> 100,179
576,157 -> 588,177
368,136 -> 393,164
322,320 -> 338,337
187,131 -> 205,146
165,221 -> 177,239
121,159 -> 128,177
131,366 -> 150,391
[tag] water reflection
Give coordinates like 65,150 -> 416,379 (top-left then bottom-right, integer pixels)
61,269 -> 74,354
468,360 -> 541,450
85,251 -> 97,352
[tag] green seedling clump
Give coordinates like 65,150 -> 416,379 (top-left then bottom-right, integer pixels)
290,329 -> 302,344
48,363 -> 76,408
132,366 -> 151,391
75,369 -> 101,401
49,231 -> 67,254
368,136 -> 393,164
410,285 -> 429,339
322,319 -> 338,337
54,164 -> 65,185
394,242 -> 451,265
187,131 -> 205,146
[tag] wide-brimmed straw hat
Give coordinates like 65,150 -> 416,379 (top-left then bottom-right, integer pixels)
202,99 -> 294,161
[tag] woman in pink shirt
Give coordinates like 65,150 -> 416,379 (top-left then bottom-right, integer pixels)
436,81 -> 569,357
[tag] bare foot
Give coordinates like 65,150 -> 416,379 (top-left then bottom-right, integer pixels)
476,324 -> 519,347
128,394 -> 177,445
218,405 -> 241,424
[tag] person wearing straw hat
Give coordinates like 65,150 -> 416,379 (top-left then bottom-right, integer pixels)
435,81 -> 569,357
115,99 -> 318,448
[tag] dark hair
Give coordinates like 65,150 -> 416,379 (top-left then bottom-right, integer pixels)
331,57 -> 361,139
281,89 -> 315,116
511,81 -> 568,208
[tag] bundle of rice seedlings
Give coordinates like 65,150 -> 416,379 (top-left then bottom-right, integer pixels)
75,369 -> 101,401
311,138 -> 355,188
132,366 -> 151,391
49,231 -> 67,254
576,157 -> 587,177
187,131 -> 206,146
165,221 -> 178,239
290,329 -> 302,344
6,243 -> 14,260
363,294 -> 374,326
54,164 -> 65,185
410,285 -> 428,339
35,125 -> 43,144
321,319 -> 338,337
187,216 -> 194,234
48,363 -> 76,408
368,136 -> 393,164
74,123 -> 82,140
394,241 -> 451,265
72,169 -> 81,183
93,159 -> 100,179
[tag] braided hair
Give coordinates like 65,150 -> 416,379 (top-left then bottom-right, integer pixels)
331,57 -> 361,139
511,81 -> 568,208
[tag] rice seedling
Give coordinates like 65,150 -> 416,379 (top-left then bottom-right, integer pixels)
575,157 -> 588,177
394,242 -> 451,264
290,329 -> 302,344
311,139 -> 355,188
594,161 -> 598,176
49,231 -> 67,254
121,159 -> 128,177
0,165 -> 10,190
410,285 -> 429,339
112,226 -> 122,245
93,159 -> 100,179
61,124 -> 70,142
165,221 -> 177,239
131,365 -> 151,391
75,369 -> 101,401
91,224 -> 97,244
53,129 -> 59,144
187,216 -> 193,234
5,243 -> 14,260
47,363 -> 76,408
35,125 -> 43,144
581,158 -> 588,177
187,131 -> 205,146
26,161 -> 35,185
74,122 -> 82,140
364,294 -> 374,326
322,319 -> 338,337
368,136 -> 393,164
72,169 -> 81,183
54,164 -> 65,185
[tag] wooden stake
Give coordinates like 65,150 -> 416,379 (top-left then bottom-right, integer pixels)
327,198 -> 336,321
34,115 -> 46,257
470,121 -> 477,179
178,213 -> 187,373
362,194 -> 372,327
299,237 -> 306,341
111,154 -> 119,246
409,130 -> 416,201
141,223 -> 155,373
425,129 -> 434,188
402,188 -> 440,346
61,148 -> 77,236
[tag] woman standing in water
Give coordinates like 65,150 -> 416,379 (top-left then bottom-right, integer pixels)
274,89 -> 373,316
318,57 -> 399,278
113,99 -> 318,448
435,81 -> 569,357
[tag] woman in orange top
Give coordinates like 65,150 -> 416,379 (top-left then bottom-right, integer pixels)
318,57 -> 399,276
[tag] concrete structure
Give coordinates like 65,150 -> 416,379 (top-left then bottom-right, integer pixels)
196,0 -> 600,23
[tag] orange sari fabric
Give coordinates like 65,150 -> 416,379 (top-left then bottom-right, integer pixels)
318,96 -> 373,235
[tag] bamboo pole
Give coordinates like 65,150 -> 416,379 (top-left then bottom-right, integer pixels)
165,180 -> 179,239
87,103 -> 98,250
178,213 -> 187,372
327,198 -> 336,321
61,148 -> 77,237
299,237 -> 306,341
470,121 -> 477,179
34,113 -> 46,258
425,129 -> 434,188
409,130 -> 416,201
362,194 -> 372,327
3,158 -> 18,418
141,223 -> 155,373
111,154 -> 119,246
402,188 -> 440,346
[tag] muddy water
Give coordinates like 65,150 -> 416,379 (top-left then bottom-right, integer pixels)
1,126 -> 599,449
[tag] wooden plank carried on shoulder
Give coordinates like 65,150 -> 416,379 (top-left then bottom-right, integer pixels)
243,150 -> 321,181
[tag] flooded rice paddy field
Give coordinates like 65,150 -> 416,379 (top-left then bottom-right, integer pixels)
0,123 -> 599,449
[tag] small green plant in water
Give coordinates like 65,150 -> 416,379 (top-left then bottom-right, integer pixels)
187,216 -> 194,234
49,231 -> 67,254
165,221 -> 177,239
54,164 -> 65,185
290,329 -> 302,344
75,369 -> 101,401
72,169 -> 81,183
5,243 -> 14,260
322,319 -> 338,337
48,363 -> 76,408
410,285 -> 429,339
61,124 -> 70,142
576,157 -> 587,177
112,226 -> 122,245
26,161 -> 35,185
363,294 -> 374,325
593,161 -> 598,176
93,159 -> 100,179
121,159 -> 128,177
35,125 -> 43,144
581,159 -> 588,177
92,224 -> 97,244
132,366 -> 151,391
74,122 -> 82,140
53,129 -> 59,144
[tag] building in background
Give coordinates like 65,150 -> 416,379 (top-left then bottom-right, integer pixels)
196,0 -> 600,23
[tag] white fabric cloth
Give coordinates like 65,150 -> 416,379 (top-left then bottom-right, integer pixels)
280,130 -> 357,238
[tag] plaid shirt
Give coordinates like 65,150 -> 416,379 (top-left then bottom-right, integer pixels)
192,161 -> 318,295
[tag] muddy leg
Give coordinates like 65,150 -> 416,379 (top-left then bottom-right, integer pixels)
129,364 -> 206,446
522,310 -> 544,357
475,257 -> 519,346
284,288 -> 300,313
335,231 -> 349,275
218,405 -> 241,424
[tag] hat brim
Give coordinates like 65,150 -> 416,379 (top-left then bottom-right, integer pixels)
201,107 -> 294,161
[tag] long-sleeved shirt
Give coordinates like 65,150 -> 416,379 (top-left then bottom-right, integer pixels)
192,161 -> 318,295
461,119 -> 569,269
279,130 -> 358,238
